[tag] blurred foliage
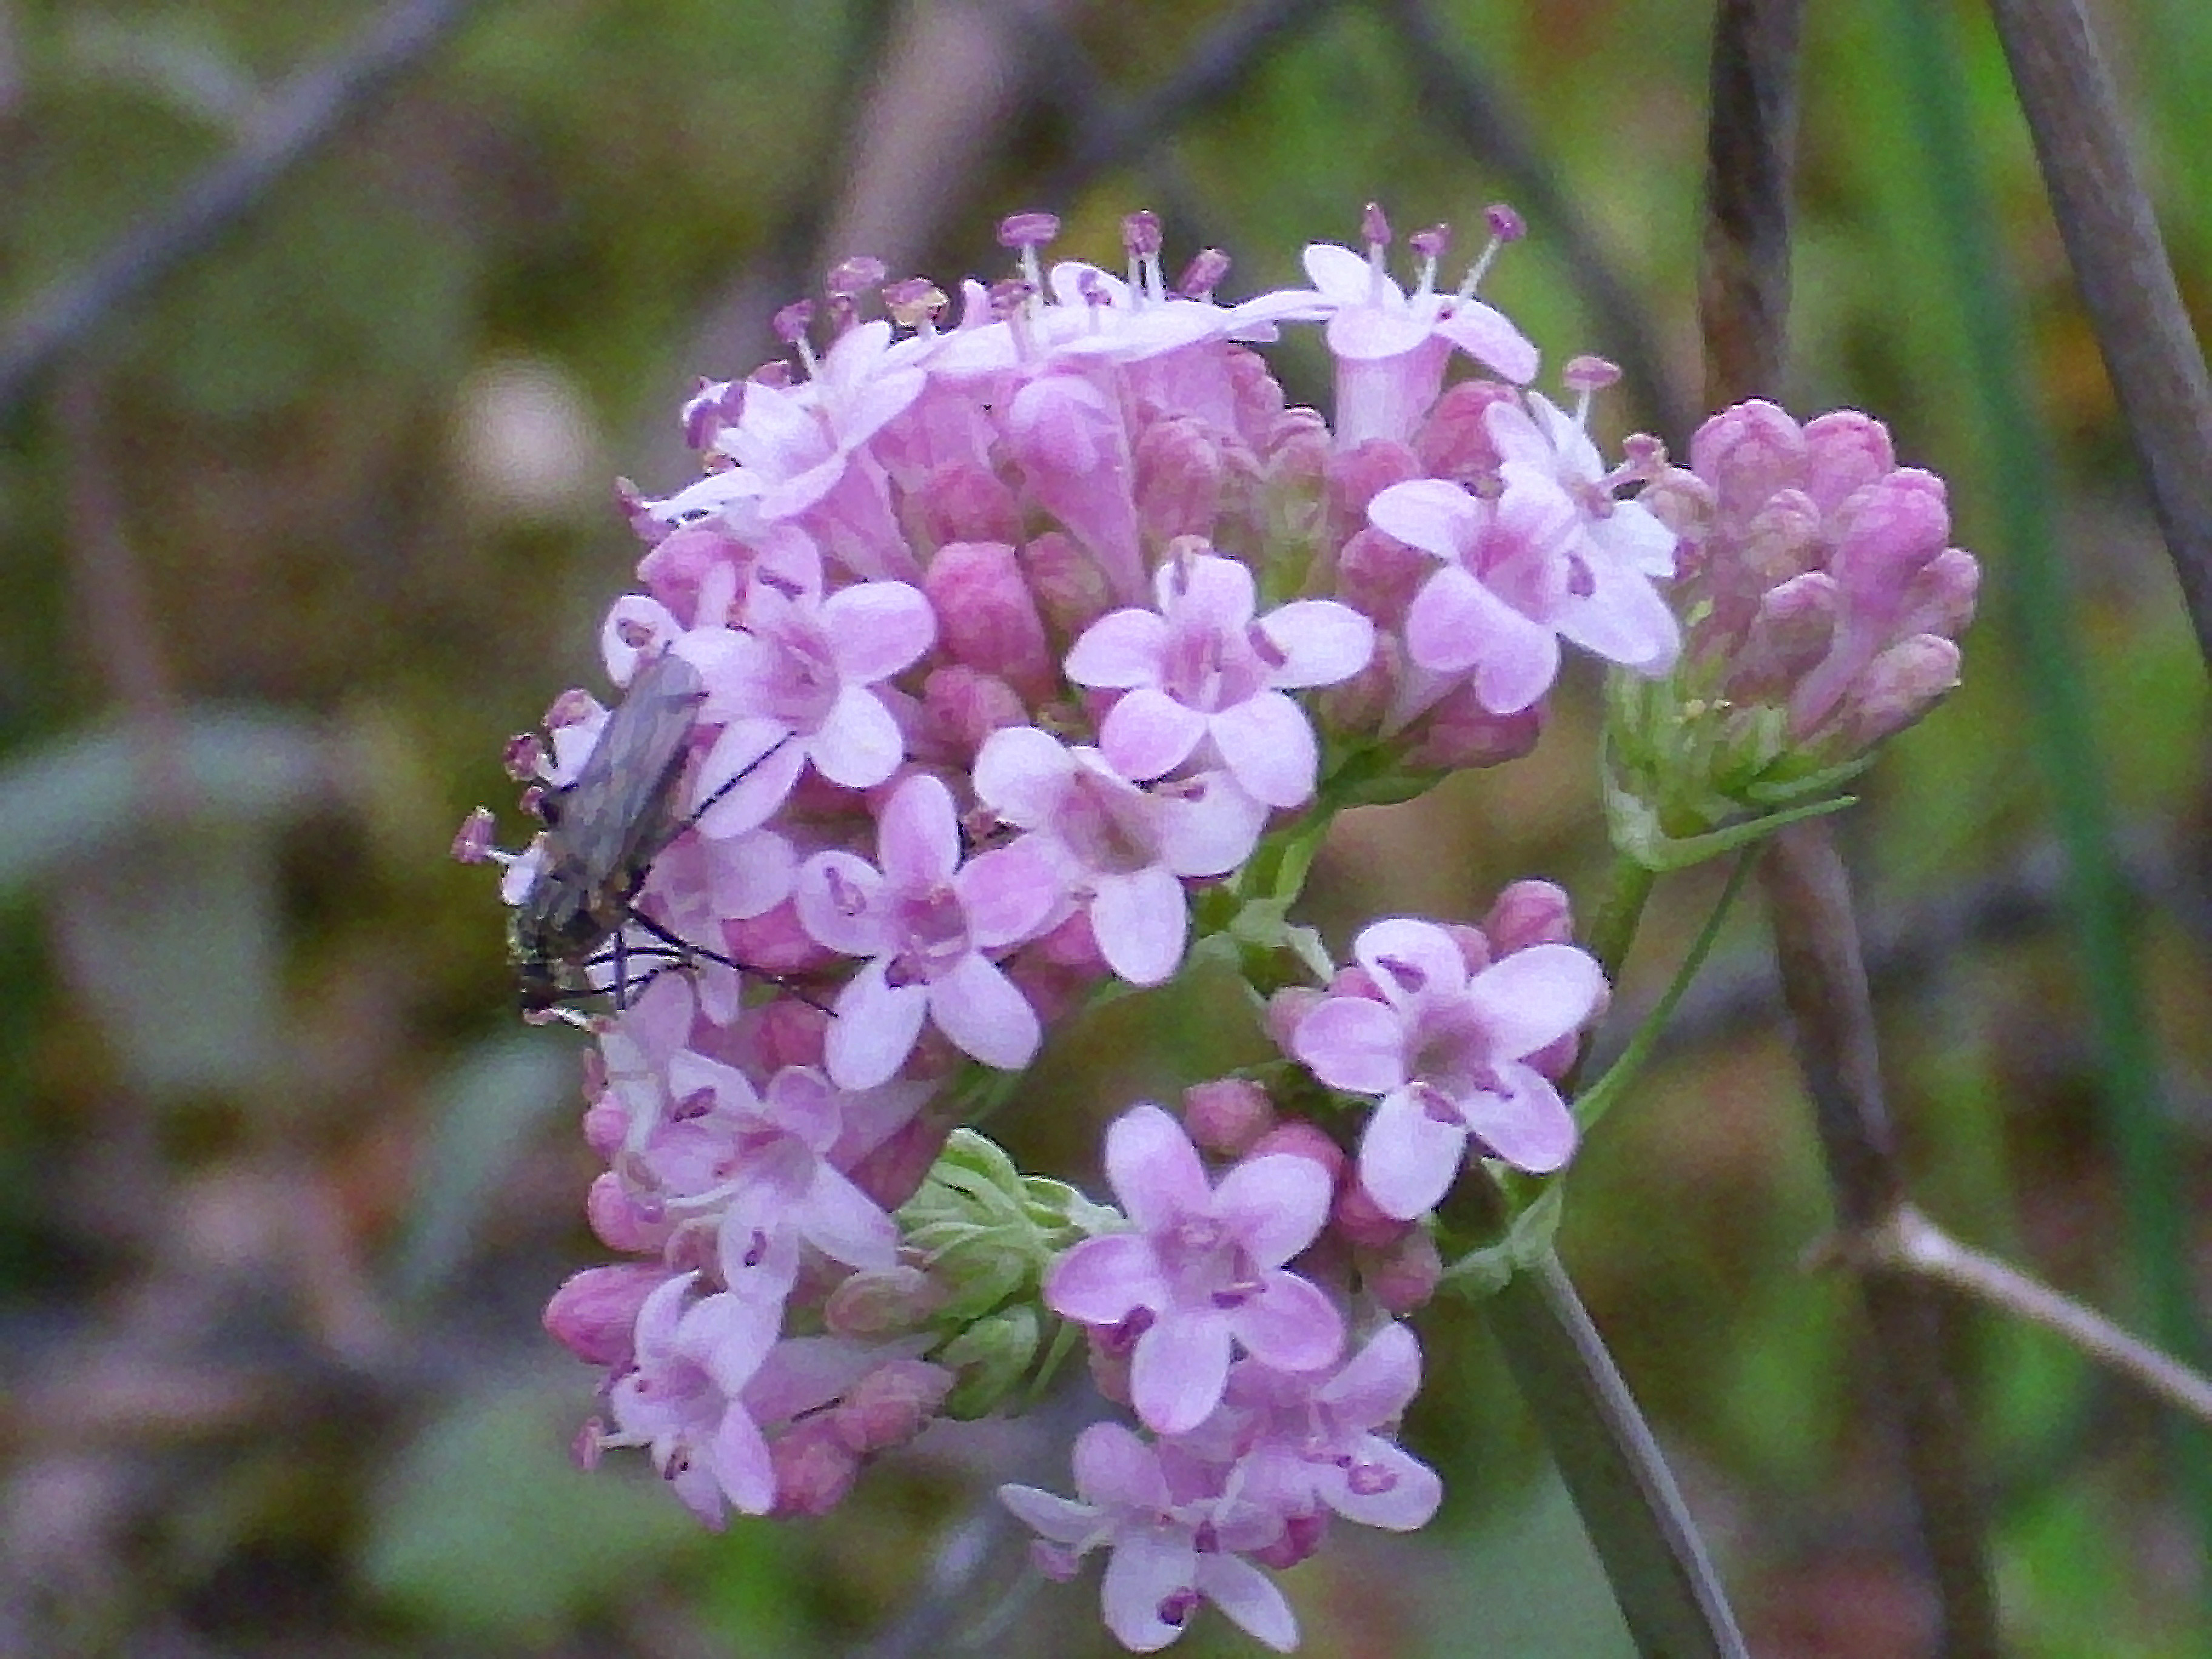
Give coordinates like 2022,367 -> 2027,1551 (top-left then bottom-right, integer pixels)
1,0 -> 2208,1655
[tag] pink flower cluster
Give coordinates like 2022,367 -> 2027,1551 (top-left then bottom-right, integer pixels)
466,206 -> 1969,1651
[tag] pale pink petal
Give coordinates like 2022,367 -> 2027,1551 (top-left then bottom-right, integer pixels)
1320,1321 -> 1423,1424
822,579 -> 936,680
1046,1233 -> 1167,1324
1299,241 -> 1375,303
1102,1527 -> 1198,1654
1064,609 -> 1169,688
1366,477 -> 1480,562
709,1404 -> 777,1514
1100,686 -> 1208,781
1162,549 -> 1256,630
1104,1103 -> 1212,1226
878,773 -> 960,887
1404,568 -> 1562,714
1352,917 -> 1471,1007
809,686 -> 905,787
1195,1554 -> 1298,1652
1153,773 -> 1268,877
1460,1063 -> 1577,1175
927,953 -> 1041,1070
973,725 -> 1078,827
794,1165 -> 899,1269
1358,1088 -> 1467,1219
957,837 -> 1064,948
1292,997 -> 1406,1094
695,720 -> 806,836
1212,1155 -> 1333,1267
1229,1270 -> 1344,1373
1208,691 -> 1317,808
794,850 -> 887,956
1463,944 -> 1607,1057
1434,298 -> 1540,384
1133,1307 -> 1235,1433
1326,1438 -> 1442,1531
1258,599 -> 1375,688
996,1484 -> 1098,1544
825,959 -> 928,1088
1554,560 -> 1681,674
1090,865 -> 1188,986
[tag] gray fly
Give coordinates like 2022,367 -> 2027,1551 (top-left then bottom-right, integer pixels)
509,650 -> 712,1012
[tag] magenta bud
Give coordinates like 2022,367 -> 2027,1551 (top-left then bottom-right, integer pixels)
825,1265 -> 946,1336
1327,438 -> 1423,530
1800,410 -> 1896,513
1440,923 -> 1493,976
451,807 -> 497,863
721,900 -> 829,976
1688,400 -> 1806,521
1413,378 -> 1513,484
1361,1227 -> 1443,1315
833,1359 -> 956,1453
1835,634 -> 1963,751
542,1263 -> 666,1366
749,994 -> 828,1071
1182,1078 -> 1277,1156
770,1418 -> 860,1517
1404,685 -> 1543,770
1019,530 -> 1113,638
925,540 -> 1055,699
1247,1119 -> 1345,1183
907,463 -> 1024,551
1829,469 -> 1951,600
585,1171 -> 663,1252
847,1113 -> 953,1212
1484,880 -> 1575,953
1333,523 -> 1427,626
580,1096 -> 626,1158
1724,570 -> 1838,700
1330,1175 -> 1410,1250
922,665 -> 1028,761
1134,416 -> 1225,546
1895,546 -> 1980,642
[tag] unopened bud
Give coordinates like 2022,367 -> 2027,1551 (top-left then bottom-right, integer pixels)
1134,416 -> 1225,545
1833,634 -> 1963,752
1183,1078 -> 1276,1156
542,1264 -> 665,1366
1483,880 -> 1574,953
1724,571 -> 1838,702
926,540 -> 1056,700
1362,1226 -> 1443,1314
1021,531 -> 1113,638
1800,409 -> 1896,512
834,1359 -> 956,1452
825,1265 -> 947,1336
1687,400 -> 1806,523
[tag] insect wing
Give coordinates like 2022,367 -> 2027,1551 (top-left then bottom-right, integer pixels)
550,649 -> 708,896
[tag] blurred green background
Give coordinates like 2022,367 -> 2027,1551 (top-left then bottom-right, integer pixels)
2,1 -> 2208,1654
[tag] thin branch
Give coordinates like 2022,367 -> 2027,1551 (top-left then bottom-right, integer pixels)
1855,1206 -> 2212,1429
1984,0 -> 2212,670
1761,825 -> 2002,1657
0,0 -> 492,424
1699,0 -> 1803,407
1375,0 -> 1695,447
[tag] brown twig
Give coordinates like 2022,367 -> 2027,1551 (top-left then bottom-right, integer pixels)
1983,0 -> 2212,671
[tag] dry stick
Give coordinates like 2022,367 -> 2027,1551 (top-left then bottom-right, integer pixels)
1983,0 -> 2212,671
1855,1205 -> 2212,1429
1700,0 -> 2002,1652
0,0 -> 492,424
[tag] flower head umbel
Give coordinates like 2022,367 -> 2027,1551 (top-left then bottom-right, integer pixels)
470,204 -> 1981,1655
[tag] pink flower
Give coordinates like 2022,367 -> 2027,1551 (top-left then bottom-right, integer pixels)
998,1421 -> 1299,1653
973,726 -> 1268,987
1487,390 -> 1678,581
678,569 -> 935,836
605,1273 -> 782,1525
1065,551 -> 1373,808
796,773 -> 1060,1087
1292,917 -> 1604,1217
1046,1105 -> 1343,1435
1370,471 -> 1678,714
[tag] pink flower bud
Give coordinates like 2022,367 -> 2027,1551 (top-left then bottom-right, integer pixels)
1335,526 -> 1429,629
1247,1119 -> 1345,1183
1021,530 -> 1113,638
1134,415 -> 1225,545
1834,634 -> 1963,752
1327,438 -> 1422,537
921,665 -> 1028,761
1724,571 -> 1837,701
1894,546 -> 1980,643
1440,923 -> 1493,976
581,1097 -> 626,1158
1252,1510 -> 1331,1570
585,1171 -> 664,1252
1182,1078 -> 1276,1156
1403,686 -> 1543,771
636,522 -> 748,625
541,1264 -> 666,1366
906,463 -> 1024,551
1800,410 -> 1895,512
451,808 -> 496,863
1483,880 -> 1574,953
825,1265 -> 947,1336
1413,378 -> 1514,484
833,1359 -> 956,1453
721,900 -> 831,976
1331,1173 -> 1410,1250
925,540 -> 1056,700
1829,469 -> 1951,603
1688,399 -> 1806,523
771,1418 -> 860,1518
1361,1226 -> 1443,1315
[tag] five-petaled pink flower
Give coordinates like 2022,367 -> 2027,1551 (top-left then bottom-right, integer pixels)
1292,917 -> 1605,1218
1046,1104 -> 1343,1435
1064,551 -> 1373,809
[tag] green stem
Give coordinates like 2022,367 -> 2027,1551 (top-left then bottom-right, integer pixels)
1584,854 -> 1657,984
